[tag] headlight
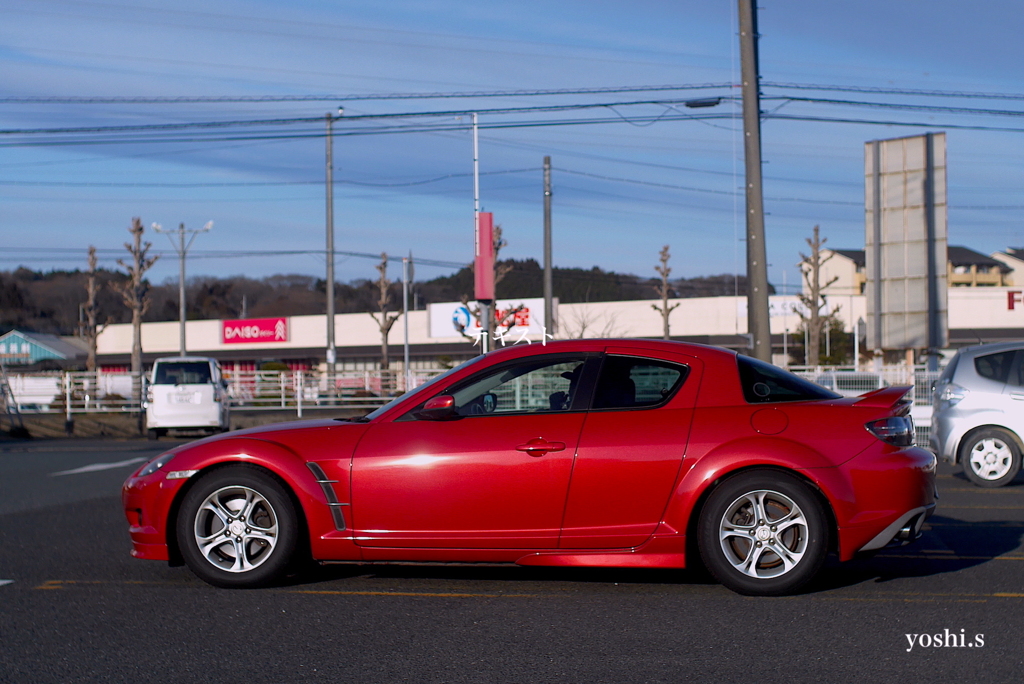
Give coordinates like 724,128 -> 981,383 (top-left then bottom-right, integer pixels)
866,416 -> 916,447
138,452 -> 177,477
939,383 -> 967,407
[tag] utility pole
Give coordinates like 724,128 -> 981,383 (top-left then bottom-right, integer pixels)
402,253 -> 412,391
153,220 -> 211,356
325,111 -> 338,391
738,0 -> 771,361
543,156 -> 553,336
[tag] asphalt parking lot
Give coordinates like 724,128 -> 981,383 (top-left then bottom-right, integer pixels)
1,438 -> 1022,683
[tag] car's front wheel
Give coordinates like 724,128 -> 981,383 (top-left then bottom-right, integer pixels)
698,470 -> 828,596
961,428 -> 1022,488
177,466 -> 299,588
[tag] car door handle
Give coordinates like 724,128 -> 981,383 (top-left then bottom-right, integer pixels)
515,439 -> 566,456
1012,392 -> 1024,401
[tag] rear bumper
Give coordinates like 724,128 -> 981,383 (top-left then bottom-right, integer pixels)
857,504 -> 935,552
831,445 -> 937,561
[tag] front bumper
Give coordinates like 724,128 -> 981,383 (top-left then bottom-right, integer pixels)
122,468 -> 189,561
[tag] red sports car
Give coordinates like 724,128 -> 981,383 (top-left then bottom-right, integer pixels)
123,340 -> 936,596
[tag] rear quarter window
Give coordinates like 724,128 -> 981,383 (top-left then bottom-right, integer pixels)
974,351 -> 1016,383
737,355 -> 840,404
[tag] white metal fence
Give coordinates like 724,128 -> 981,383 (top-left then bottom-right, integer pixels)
3,366 -> 940,445
1,369 -> 445,417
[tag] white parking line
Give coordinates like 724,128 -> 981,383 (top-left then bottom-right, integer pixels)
0,580 -> 13,587
50,456 -> 148,477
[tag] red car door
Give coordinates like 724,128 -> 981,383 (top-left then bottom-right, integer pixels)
351,354 -> 591,549
559,349 -> 702,549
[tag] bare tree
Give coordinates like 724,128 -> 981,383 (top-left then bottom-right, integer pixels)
81,245 -> 110,374
113,218 -> 158,410
559,306 -> 623,339
651,245 -> 680,340
369,253 -> 402,370
797,225 -> 838,366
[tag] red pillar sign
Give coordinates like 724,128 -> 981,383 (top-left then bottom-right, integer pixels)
475,212 -> 495,301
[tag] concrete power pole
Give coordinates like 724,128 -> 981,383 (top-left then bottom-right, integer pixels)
543,156 -> 553,336
738,0 -> 772,361
154,221 -> 212,356
325,111 -> 338,391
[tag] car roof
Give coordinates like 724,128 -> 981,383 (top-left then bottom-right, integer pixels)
955,341 -> 1024,358
479,338 -> 739,363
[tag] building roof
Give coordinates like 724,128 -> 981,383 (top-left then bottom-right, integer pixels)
830,249 -> 865,267
0,330 -> 87,360
948,245 -> 1012,272
829,246 -> 1011,273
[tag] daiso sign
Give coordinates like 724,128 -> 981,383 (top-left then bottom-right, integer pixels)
222,317 -> 288,344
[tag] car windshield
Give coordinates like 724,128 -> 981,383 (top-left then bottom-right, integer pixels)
354,355 -> 489,422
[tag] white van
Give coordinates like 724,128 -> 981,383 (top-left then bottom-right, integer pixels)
145,356 -> 230,439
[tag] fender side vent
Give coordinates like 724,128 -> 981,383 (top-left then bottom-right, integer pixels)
306,462 -> 347,531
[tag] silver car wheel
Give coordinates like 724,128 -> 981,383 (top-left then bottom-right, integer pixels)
193,485 -> 279,573
968,438 -> 1014,481
718,489 -> 808,579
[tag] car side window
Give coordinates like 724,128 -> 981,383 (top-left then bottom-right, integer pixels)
448,356 -> 588,416
737,354 -> 839,403
974,351 -> 1016,384
592,356 -> 688,410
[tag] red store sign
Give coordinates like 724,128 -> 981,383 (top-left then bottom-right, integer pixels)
222,317 -> 289,344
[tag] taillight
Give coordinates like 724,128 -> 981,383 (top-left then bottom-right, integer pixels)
866,416 -> 915,447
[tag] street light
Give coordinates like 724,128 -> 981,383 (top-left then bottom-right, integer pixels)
153,221 -> 212,356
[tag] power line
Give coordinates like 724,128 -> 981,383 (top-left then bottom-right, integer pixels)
0,83 -> 735,105
0,98 -> 730,136
0,167 -> 540,188
768,96 -> 1024,118
763,82 -> 1024,101
5,81 -> 1024,105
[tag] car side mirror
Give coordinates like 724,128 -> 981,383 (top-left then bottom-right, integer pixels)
416,395 -> 457,421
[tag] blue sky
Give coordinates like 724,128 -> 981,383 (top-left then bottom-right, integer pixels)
2,0 -> 1023,293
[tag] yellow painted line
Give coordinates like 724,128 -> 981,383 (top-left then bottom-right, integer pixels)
880,553 -> 1024,561
286,590 -> 538,598
939,487 -> 1024,493
992,592 -> 1024,598
34,580 -> 105,589
33,579 -> 186,590
929,524 -> 1024,528
937,504 -> 1024,509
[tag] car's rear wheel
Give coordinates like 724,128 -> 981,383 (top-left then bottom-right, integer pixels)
698,470 -> 828,596
177,466 -> 298,588
961,428 -> 1022,488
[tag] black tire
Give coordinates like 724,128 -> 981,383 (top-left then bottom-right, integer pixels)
698,470 -> 829,596
176,466 -> 299,588
147,429 -> 159,441
960,428 -> 1022,488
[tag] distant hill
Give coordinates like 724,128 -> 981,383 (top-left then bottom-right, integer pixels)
0,260 -> 769,336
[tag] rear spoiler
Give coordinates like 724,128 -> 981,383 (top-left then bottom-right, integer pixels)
855,385 -> 914,412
